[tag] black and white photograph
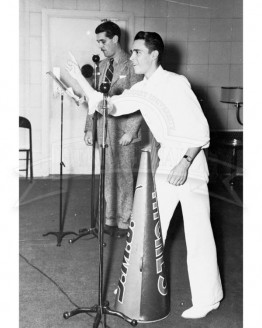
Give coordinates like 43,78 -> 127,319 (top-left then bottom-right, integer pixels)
2,0 -> 260,327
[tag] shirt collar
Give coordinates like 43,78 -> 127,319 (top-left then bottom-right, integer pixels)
109,49 -> 126,65
143,65 -> 164,85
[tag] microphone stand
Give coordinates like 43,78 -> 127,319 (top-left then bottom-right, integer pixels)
43,90 -> 77,246
69,55 -> 102,244
63,83 -> 137,327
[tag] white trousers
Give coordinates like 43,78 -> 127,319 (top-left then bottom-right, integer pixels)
155,171 -> 223,307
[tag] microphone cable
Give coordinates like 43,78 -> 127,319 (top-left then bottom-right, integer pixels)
19,253 -> 113,327
19,253 -> 89,314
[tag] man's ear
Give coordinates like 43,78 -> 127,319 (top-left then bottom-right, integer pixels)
112,35 -> 119,44
151,50 -> 159,62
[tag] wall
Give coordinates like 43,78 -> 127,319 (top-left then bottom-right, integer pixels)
19,0 -> 243,176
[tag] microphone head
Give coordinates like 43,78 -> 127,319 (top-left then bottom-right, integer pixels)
81,64 -> 94,79
100,82 -> 110,94
92,55 -> 100,63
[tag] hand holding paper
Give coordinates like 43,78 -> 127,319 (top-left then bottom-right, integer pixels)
65,87 -> 80,102
66,52 -> 82,80
68,51 -> 78,65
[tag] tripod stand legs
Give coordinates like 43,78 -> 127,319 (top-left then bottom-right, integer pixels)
68,227 -> 98,244
63,301 -> 137,327
43,162 -> 78,247
69,112 -> 99,244
43,94 -> 78,246
68,227 -> 106,247
43,231 -> 77,247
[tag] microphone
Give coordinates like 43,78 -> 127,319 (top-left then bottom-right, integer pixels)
100,82 -> 110,94
92,55 -> 100,63
81,64 -> 94,79
92,55 -> 100,91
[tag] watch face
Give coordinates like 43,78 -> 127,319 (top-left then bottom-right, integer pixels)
185,155 -> 192,162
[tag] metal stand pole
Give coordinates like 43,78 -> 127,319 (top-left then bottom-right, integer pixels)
69,54 -> 114,244
63,84 -> 137,327
43,93 -> 77,246
68,111 -> 101,244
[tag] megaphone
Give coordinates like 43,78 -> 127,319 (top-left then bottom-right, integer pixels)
114,150 -> 170,323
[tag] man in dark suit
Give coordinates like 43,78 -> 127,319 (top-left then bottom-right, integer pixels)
84,21 -> 143,237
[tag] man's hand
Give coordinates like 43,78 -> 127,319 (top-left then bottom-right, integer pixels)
167,161 -> 190,186
84,131 -> 93,146
65,60 -> 82,80
119,133 -> 133,146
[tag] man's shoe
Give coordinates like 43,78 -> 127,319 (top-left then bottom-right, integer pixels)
181,302 -> 220,319
104,225 -> 117,236
115,228 -> 128,239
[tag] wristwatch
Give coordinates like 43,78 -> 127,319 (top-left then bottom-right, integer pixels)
183,155 -> 193,163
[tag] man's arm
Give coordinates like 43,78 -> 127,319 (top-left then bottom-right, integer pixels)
66,59 -> 140,116
84,115 -> 93,145
119,63 -> 144,145
167,147 -> 201,186
66,60 -> 102,114
119,111 -> 143,145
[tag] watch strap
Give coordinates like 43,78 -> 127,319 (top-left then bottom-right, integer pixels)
183,155 -> 193,163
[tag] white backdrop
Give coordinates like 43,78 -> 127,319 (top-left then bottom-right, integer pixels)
42,10 -> 134,175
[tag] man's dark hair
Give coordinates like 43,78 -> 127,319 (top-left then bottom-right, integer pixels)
134,31 -> 164,63
95,21 -> 121,42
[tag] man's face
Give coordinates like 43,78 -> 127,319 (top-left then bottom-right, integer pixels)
130,39 -> 155,75
96,32 -> 118,58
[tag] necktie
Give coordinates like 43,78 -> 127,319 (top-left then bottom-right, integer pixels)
104,58 -> 114,85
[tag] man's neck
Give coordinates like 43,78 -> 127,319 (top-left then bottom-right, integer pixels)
145,63 -> 160,79
108,44 -> 122,61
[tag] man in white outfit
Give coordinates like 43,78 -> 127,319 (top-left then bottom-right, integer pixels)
66,31 -> 223,319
